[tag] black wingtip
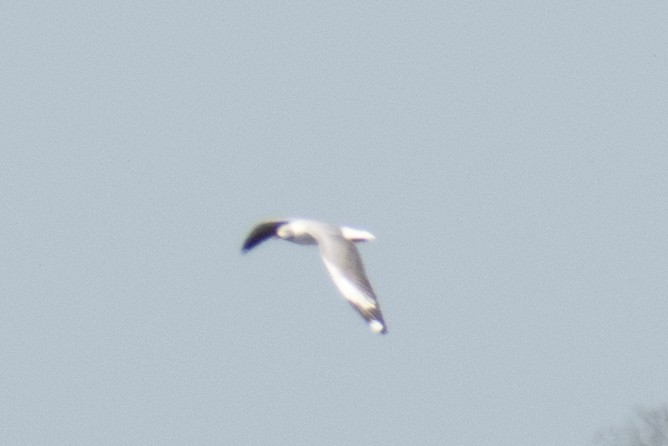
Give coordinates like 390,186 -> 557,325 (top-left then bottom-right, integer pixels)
241,220 -> 287,253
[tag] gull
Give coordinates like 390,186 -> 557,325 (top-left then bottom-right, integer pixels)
241,218 -> 388,334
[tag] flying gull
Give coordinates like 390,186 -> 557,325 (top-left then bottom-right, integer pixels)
241,218 -> 388,334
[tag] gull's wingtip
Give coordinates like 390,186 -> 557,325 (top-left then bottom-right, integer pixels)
240,242 -> 256,254
241,220 -> 287,253
369,320 -> 387,334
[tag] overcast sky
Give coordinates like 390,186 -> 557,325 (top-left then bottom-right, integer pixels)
2,2 -> 667,445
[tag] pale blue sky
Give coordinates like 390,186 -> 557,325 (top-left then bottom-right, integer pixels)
2,2 -> 667,445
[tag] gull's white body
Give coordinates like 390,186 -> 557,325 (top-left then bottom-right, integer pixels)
241,218 -> 387,334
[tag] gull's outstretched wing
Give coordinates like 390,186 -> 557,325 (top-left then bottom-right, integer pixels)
241,220 -> 287,252
318,235 -> 387,334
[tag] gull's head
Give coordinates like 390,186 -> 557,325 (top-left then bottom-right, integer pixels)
340,226 -> 375,243
276,220 -> 317,244
276,224 -> 295,239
